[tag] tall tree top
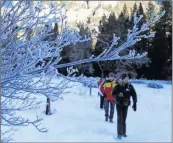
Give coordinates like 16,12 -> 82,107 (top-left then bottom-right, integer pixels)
108,12 -> 117,24
100,14 -> 107,24
133,2 -> 138,13
130,3 -> 138,23
146,1 -> 155,20
122,4 -> 128,17
138,2 -> 144,15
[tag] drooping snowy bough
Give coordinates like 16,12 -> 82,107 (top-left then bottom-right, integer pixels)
0,0 -> 165,140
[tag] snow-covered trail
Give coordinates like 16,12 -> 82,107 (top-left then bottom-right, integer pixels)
12,84 -> 171,142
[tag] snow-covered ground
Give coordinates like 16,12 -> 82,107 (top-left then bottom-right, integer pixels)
11,82 -> 172,142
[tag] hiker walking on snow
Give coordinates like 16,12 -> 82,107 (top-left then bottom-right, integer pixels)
112,73 -> 137,139
98,78 -> 105,109
101,72 -> 117,123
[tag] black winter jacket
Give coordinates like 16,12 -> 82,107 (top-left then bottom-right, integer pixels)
112,83 -> 137,106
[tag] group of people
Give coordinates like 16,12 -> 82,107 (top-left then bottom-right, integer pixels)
97,72 -> 137,139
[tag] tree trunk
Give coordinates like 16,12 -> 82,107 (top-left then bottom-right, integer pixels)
46,97 -> 50,115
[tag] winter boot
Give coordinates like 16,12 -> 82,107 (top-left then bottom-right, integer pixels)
122,134 -> 127,137
117,135 -> 122,140
109,118 -> 113,123
105,117 -> 108,122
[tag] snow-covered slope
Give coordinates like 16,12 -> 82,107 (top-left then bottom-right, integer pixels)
11,82 -> 172,142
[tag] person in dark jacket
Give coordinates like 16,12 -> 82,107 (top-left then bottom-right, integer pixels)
101,72 -> 117,123
112,73 -> 137,139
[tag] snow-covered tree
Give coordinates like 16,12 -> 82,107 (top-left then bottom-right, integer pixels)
0,0 -> 165,140
1,0 -> 89,140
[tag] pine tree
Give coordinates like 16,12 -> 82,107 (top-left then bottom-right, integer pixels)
136,2 -> 147,53
129,2 -> 147,54
159,0 -> 172,79
107,12 -> 117,36
122,4 -> 128,18
133,2 -> 138,12
146,1 -> 156,50
129,3 -> 138,48
129,2 -> 150,78
137,2 -> 147,26
94,13 -> 117,77
130,3 -> 138,26
136,1 -> 156,79
146,1 -> 172,79
146,1 -> 156,20
95,14 -> 109,56
94,4 -> 142,77
116,4 -> 130,44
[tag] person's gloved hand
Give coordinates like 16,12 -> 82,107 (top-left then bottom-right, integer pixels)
132,102 -> 137,111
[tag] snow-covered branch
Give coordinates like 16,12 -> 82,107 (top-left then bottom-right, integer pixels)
1,1 -> 90,85
53,10 -> 165,69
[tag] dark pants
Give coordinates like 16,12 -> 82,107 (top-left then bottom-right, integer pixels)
100,95 -> 104,109
116,105 -> 128,135
104,100 -> 115,119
